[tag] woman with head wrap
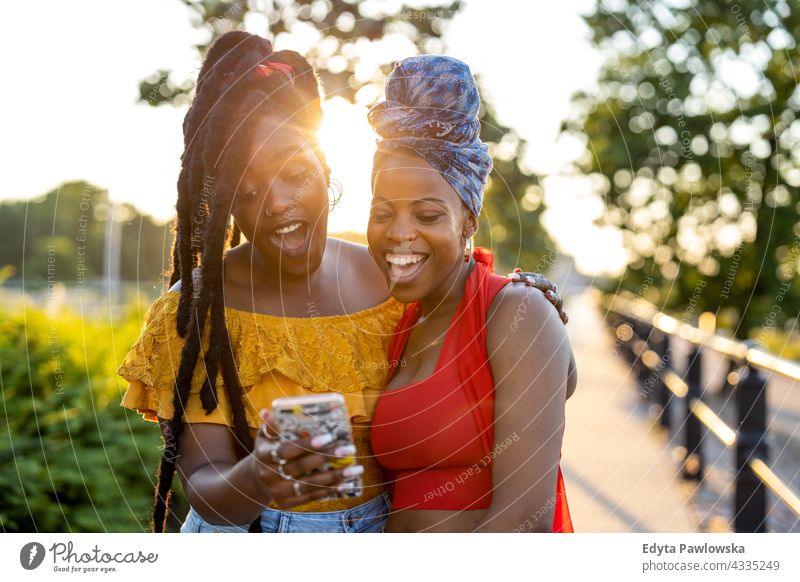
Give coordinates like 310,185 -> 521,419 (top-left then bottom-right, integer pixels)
368,55 -> 575,532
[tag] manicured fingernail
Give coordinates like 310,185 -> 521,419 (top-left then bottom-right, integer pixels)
337,481 -> 355,493
310,433 -> 335,448
334,444 -> 357,457
514,268 -> 522,273
546,290 -> 554,298
343,464 -> 364,477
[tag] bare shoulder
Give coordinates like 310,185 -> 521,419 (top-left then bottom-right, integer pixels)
328,237 -> 371,265
486,283 -> 571,373
488,282 -> 564,336
327,237 -> 390,301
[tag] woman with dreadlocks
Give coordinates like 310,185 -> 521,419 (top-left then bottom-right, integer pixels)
117,31 -> 569,534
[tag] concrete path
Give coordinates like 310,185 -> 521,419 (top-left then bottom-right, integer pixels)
560,290 -> 697,532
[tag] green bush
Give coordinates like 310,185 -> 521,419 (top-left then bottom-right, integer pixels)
0,296 -> 187,532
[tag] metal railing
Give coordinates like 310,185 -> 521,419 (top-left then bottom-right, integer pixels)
601,291 -> 800,533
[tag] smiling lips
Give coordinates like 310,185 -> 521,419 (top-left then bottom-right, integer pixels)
385,252 -> 428,284
268,220 -> 310,255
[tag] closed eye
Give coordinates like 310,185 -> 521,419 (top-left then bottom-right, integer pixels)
417,214 -> 442,223
284,168 -> 309,184
370,210 -> 391,222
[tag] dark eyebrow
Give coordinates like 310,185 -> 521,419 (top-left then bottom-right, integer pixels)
269,145 -> 307,166
249,144 -> 307,174
371,196 -> 447,205
415,197 -> 447,205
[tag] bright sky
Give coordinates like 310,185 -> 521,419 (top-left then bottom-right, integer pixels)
0,0 -> 628,275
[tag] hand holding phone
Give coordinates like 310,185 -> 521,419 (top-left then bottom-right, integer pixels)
270,393 -> 363,500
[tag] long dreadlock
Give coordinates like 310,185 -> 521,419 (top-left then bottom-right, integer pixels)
155,31 -> 329,533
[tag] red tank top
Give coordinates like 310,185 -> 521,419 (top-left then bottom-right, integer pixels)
371,248 -> 573,532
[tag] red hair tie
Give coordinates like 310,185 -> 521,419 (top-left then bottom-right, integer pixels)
251,61 -> 295,84
217,60 -> 295,91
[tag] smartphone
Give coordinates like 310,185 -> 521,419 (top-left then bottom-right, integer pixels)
270,393 -> 362,500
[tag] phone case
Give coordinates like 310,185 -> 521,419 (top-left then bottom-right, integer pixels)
271,393 -> 362,500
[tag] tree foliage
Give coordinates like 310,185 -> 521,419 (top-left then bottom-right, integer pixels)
0,181 -> 171,285
140,0 -> 462,106
140,0 -> 553,273
563,0 -> 800,336
477,94 -> 552,273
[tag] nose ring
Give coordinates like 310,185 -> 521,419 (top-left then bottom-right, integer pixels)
265,207 -> 273,217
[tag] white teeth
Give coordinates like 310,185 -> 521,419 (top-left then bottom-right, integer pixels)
274,222 -> 302,235
385,253 -> 425,266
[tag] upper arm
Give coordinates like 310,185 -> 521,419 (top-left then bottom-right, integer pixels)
481,286 -> 571,531
158,418 -> 239,500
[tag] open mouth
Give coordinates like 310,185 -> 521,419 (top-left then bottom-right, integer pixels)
268,220 -> 311,257
385,252 -> 428,285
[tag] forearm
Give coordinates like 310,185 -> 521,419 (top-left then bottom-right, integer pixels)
183,453 -> 272,526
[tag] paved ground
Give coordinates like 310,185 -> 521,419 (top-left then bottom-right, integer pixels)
560,290 -> 697,532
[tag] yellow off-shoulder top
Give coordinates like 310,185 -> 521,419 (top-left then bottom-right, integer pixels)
117,290 -> 405,512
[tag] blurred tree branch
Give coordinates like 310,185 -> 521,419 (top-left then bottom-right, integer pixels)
139,0 -> 461,106
563,0 -> 800,337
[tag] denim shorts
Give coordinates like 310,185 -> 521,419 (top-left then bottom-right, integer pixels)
179,490 -> 391,533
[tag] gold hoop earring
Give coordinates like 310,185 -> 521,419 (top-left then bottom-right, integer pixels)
328,179 -> 343,211
464,236 -> 473,262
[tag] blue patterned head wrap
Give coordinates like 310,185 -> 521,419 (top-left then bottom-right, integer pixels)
368,55 -> 491,217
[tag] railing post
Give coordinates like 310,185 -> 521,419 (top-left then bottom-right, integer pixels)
633,320 -> 654,401
655,333 -> 672,431
734,362 -> 769,532
719,358 -> 738,397
681,346 -> 704,481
